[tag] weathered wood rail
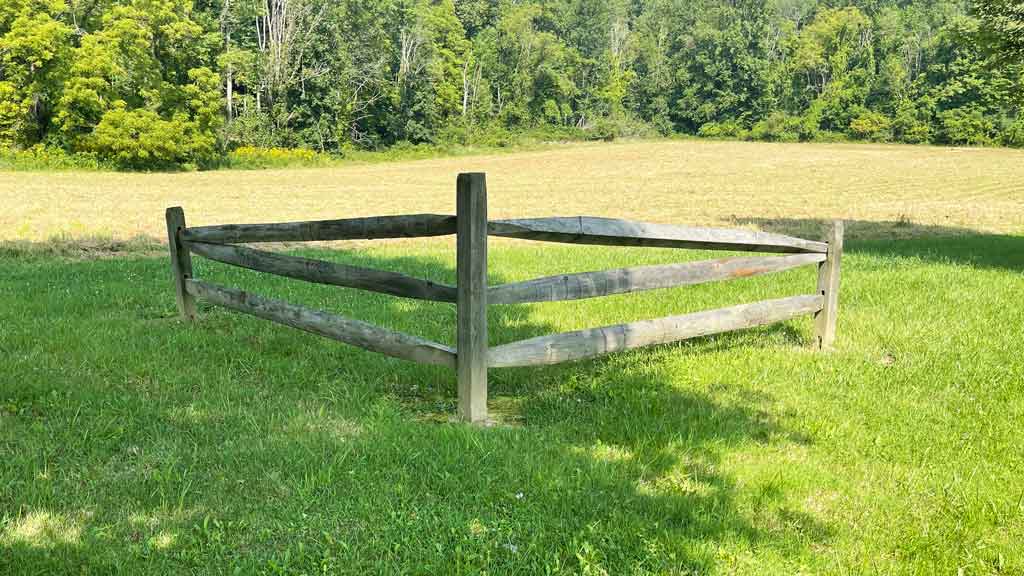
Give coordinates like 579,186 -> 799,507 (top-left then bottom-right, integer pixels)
166,173 -> 843,423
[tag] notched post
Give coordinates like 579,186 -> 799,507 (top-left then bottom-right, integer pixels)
814,220 -> 844,350
165,206 -> 197,320
456,173 -> 488,423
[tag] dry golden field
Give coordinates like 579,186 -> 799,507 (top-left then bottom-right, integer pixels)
3,139 -> 1023,242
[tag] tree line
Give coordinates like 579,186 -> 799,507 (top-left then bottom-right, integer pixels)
1,0 -> 1022,169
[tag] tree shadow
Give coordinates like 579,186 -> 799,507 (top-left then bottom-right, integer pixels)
0,245 -> 829,573
730,216 -> 1024,272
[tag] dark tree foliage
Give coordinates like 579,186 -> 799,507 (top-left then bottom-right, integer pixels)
975,0 -> 1024,61
0,0 -> 1022,168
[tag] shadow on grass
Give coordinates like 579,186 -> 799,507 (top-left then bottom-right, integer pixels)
731,216 -> 1024,272
0,244 -> 826,573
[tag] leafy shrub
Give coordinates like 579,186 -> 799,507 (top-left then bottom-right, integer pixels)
541,99 -> 563,124
226,146 -> 335,169
0,144 -> 112,171
812,130 -> 849,143
798,100 -> 827,141
525,123 -> 588,142
223,110 -> 292,150
697,122 -> 722,137
938,107 -> 996,146
586,117 -> 620,141
436,123 -> 521,148
85,108 -> 199,170
1001,117 -> 1024,148
813,80 -> 870,134
0,82 -> 30,146
892,104 -> 932,144
849,110 -> 892,141
587,115 -> 655,141
697,120 -> 747,139
749,112 -> 802,142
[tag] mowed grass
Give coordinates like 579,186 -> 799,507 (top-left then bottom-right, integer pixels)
2,140 -> 1024,574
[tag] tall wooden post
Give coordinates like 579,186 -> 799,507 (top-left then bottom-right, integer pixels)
456,173 -> 488,423
814,220 -> 844,350
166,207 -> 197,320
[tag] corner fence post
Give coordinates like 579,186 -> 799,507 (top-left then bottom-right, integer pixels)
456,173 -> 488,423
166,207 -> 197,320
814,220 -> 844,349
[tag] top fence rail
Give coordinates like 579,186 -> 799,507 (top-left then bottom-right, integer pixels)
182,214 -> 457,244
182,214 -> 827,254
489,217 -> 828,253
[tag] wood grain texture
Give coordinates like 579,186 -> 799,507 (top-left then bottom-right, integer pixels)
185,240 -> 456,302
488,253 -> 826,304
456,173 -> 489,423
814,220 -> 844,350
488,216 -> 828,254
165,207 -> 196,320
182,214 -> 456,244
184,279 -> 456,367
488,294 -> 824,368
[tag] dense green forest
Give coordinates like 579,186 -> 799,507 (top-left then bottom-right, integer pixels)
1,0 -> 1022,169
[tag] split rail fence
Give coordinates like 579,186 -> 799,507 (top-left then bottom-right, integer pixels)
166,173 -> 843,423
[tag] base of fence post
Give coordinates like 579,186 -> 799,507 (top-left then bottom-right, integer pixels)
456,173 -> 488,423
166,207 -> 197,321
814,220 -> 843,350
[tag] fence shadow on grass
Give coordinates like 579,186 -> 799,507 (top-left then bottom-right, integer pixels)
0,245 -> 825,574
731,216 -> 1024,272
499,333 -> 826,565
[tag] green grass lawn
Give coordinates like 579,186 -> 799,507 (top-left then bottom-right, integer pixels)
2,230 -> 1023,574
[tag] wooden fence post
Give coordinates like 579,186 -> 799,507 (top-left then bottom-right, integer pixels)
166,207 -> 197,320
456,173 -> 488,423
814,220 -> 844,349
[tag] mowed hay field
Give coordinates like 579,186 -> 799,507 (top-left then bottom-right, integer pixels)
4,139 -> 1024,241
2,140 -> 1023,575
